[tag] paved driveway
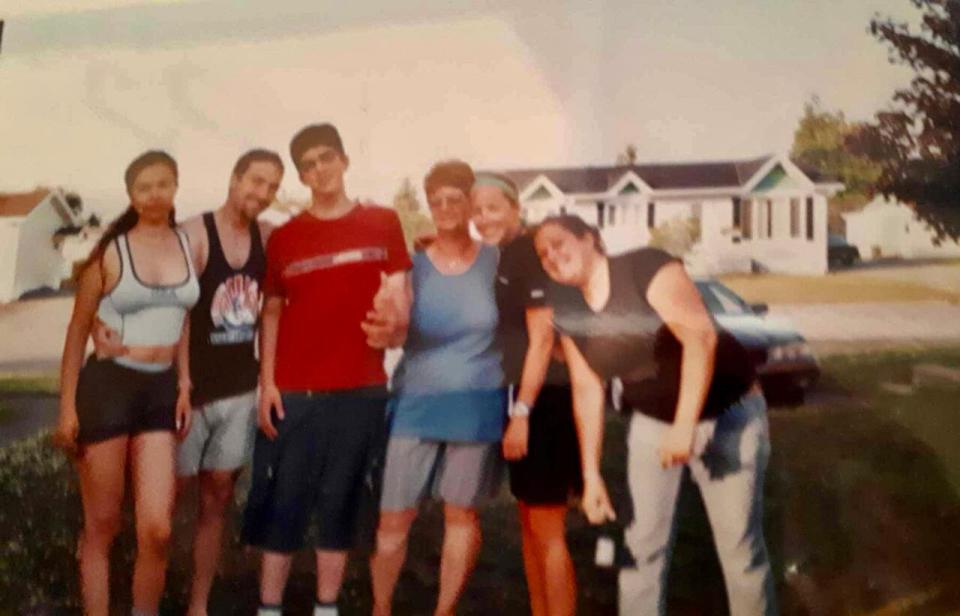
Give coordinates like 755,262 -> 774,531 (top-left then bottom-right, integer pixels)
0,297 -> 74,375
769,301 -> 960,342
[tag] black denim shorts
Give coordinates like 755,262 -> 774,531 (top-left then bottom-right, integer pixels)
75,356 -> 177,444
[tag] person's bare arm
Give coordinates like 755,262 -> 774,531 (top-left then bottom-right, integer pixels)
502,306 -> 554,460
258,295 -> 285,439
55,258 -> 105,453
560,334 -> 616,524
174,313 -> 192,440
646,261 -> 718,467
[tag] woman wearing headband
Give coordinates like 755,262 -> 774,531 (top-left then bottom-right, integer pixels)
473,173 -> 581,616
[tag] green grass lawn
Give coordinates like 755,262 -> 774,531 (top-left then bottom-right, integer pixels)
719,272 -> 960,304
2,348 -> 959,614
0,375 -> 59,394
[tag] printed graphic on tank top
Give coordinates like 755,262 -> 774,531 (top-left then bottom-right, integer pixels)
189,212 -> 266,405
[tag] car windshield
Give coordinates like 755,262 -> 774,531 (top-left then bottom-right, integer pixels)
695,281 -> 751,315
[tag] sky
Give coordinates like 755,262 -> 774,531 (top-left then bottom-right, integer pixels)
0,0 -> 917,219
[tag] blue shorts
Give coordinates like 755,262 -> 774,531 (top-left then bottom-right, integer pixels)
241,386 -> 387,552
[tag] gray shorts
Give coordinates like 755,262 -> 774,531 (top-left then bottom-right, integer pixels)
176,389 -> 258,476
380,437 -> 504,511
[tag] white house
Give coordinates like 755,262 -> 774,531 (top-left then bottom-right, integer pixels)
843,196 -> 960,260
0,188 -> 84,302
57,224 -> 104,279
493,154 -> 843,275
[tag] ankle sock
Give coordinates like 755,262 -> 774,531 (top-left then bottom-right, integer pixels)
257,604 -> 283,616
313,600 -> 338,616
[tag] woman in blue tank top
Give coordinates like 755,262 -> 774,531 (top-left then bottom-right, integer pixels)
370,161 -> 506,616
54,150 -> 199,616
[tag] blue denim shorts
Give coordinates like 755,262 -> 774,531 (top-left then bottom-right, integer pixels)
241,386 -> 387,552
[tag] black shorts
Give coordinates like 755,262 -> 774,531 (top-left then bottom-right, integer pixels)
509,384 -> 583,505
75,356 -> 177,444
241,386 -> 387,552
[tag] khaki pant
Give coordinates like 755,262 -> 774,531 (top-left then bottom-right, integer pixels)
620,393 -> 777,616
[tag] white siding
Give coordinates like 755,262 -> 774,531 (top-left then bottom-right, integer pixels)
0,222 -> 21,302
845,198 -> 960,260
13,198 -> 69,299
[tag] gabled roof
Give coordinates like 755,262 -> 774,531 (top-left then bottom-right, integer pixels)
488,155 -> 831,195
0,189 -> 51,218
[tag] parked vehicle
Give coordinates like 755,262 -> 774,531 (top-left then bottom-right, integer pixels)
695,279 -> 820,404
828,233 -> 861,269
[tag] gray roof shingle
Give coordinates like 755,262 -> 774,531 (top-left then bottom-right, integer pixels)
488,155 -> 830,194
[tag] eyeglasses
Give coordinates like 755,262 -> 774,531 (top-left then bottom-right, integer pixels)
428,192 -> 468,209
299,149 -> 340,172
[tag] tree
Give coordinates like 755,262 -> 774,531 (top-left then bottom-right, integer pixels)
790,97 -> 882,232
854,0 -> 960,240
648,216 -> 701,257
393,177 -> 434,251
616,144 -> 638,165
791,97 -> 881,195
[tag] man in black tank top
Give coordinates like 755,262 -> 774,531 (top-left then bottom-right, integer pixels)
93,149 -> 284,615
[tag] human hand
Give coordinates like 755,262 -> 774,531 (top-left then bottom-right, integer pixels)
657,422 -> 695,468
92,318 -> 128,359
501,416 -> 529,461
258,383 -> 285,440
581,473 -> 616,525
52,407 -> 80,457
360,310 -> 397,349
361,272 -> 402,349
175,388 -> 192,441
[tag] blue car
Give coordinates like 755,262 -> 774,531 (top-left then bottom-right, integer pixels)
695,279 -> 820,404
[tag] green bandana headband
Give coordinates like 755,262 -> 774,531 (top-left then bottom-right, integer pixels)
473,173 -> 519,204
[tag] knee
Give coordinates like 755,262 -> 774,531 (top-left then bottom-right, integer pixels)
527,522 -> 565,553
521,507 -> 568,553
138,519 -> 172,554
443,505 -> 478,528
84,511 -> 122,543
200,475 -> 236,513
375,529 -> 409,559
375,511 -> 415,558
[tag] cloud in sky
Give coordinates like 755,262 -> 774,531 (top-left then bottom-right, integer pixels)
0,0 -> 915,217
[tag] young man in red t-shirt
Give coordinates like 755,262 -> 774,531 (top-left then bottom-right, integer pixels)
242,123 -> 411,616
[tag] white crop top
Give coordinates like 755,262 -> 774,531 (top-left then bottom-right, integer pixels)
97,230 -> 200,350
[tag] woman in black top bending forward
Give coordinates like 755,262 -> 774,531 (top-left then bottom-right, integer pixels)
532,215 -> 776,616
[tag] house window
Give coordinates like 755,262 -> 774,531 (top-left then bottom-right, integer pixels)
597,201 -> 605,228
806,197 -> 815,240
732,197 -> 741,228
756,200 -> 769,239
790,198 -> 801,237
608,205 -> 617,226
741,199 -> 752,239
647,202 -> 655,228
529,186 -> 552,200
766,199 -> 773,238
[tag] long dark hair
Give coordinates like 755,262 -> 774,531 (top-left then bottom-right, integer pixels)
535,214 -> 606,255
77,151 -> 178,278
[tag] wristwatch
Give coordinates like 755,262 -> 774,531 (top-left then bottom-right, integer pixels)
509,400 -> 531,418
